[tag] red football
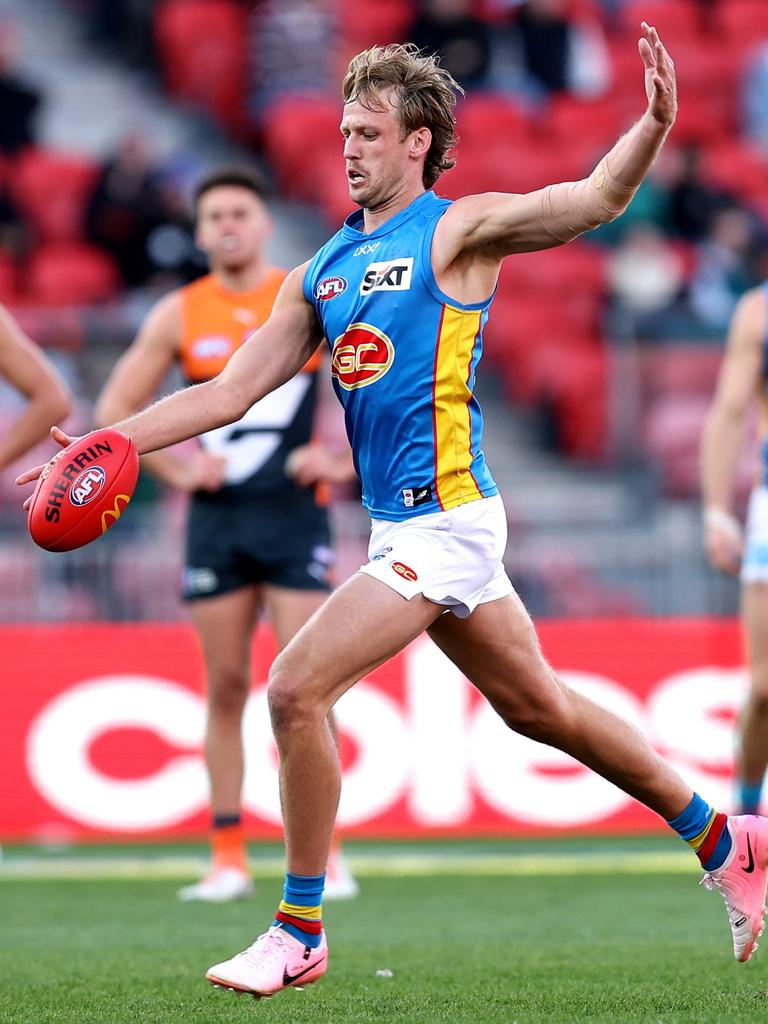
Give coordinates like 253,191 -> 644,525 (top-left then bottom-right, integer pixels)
27,428 -> 139,552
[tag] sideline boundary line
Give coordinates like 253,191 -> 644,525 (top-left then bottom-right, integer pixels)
0,849 -> 696,880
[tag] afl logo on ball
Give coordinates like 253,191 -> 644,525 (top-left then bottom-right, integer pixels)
316,276 -> 347,301
391,560 -> 418,582
331,323 -> 394,390
69,466 -> 107,507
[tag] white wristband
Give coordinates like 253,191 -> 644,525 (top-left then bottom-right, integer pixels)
703,507 -> 742,543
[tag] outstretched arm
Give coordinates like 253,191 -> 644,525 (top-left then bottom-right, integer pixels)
0,305 -> 70,469
112,264 -> 320,454
17,263 -> 320,487
700,289 -> 766,575
440,22 -> 676,261
94,291 -> 227,492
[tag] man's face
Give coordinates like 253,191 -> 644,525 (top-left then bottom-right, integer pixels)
195,186 -> 271,270
340,88 -> 429,209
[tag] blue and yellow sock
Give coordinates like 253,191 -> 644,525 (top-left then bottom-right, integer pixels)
667,792 -> 732,871
274,872 -> 324,949
738,779 -> 763,815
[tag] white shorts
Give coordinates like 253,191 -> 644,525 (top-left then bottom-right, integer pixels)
358,494 -> 514,618
742,487 -> 768,583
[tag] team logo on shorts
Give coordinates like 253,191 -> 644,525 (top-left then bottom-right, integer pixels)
69,466 -> 107,507
316,276 -> 347,301
391,560 -> 418,582
331,323 -> 394,390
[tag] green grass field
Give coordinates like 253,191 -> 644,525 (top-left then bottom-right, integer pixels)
2,838 -> 767,1024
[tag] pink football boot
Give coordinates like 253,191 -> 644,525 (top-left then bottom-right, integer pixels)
206,926 -> 328,998
701,815 -> 768,962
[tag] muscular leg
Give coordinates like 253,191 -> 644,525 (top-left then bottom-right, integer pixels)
428,591 -> 693,820
739,583 -> 768,788
188,586 -> 262,817
268,573 -> 443,874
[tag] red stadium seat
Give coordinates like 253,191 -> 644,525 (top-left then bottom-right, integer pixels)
10,148 -> 99,243
438,149 -> 506,200
338,0 -> 411,53
499,243 -> 607,297
544,94 -> 636,150
154,0 -> 248,130
701,141 -> 768,203
620,0 -> 701,42
26,243 -> 120,305
455,94 -> 530,149
261,95 -> 342,199
719,0 -> 768,46
313,152 -> 355,227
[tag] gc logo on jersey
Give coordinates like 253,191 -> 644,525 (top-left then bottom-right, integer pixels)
331,323 -> 394,390
360,257 -> 413,295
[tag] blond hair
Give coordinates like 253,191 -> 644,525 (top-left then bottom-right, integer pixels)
342,43 -> 463,189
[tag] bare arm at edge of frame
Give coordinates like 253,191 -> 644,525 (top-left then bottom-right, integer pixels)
0,305 -> 70,470
94,290 -> 227,493
16,262 -> 321,486
700,288 -> 767,576
434,22 -> 676,282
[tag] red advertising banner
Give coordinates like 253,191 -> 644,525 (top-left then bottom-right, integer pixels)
0,620 -> 747,841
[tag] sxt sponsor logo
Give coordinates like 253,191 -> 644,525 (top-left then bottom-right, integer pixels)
316,276 -> 348,301
360,258 -> 413,295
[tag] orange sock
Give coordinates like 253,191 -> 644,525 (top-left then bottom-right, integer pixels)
211,822 -> 247,872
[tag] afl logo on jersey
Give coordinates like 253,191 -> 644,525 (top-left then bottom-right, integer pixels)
191,335 -> 233,360
331,323 -> 394,390
316,276 -> 348,301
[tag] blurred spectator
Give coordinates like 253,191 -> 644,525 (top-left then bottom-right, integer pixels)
248,0 -> 338,116
77,0 -> 155,66
85,136 -> 167,288
591,174 -> 670,245
689,207 -> 758,331
0,23 -> 42,155
0,184 -> 25,259
665,146 -> 735,243
742,42 -> 768,152
142,164 -> 206,292
407,0 -> 492,91
509,0 -> 609,99
608,224 -> 685,334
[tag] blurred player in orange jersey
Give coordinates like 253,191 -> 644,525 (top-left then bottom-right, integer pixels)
0,304 -> 70,470
95,168 -> 358,902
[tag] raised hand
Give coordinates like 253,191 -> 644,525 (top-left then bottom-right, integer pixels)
638,21 -> 677,128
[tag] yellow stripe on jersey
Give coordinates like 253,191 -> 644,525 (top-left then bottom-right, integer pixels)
433,305 -> 485,510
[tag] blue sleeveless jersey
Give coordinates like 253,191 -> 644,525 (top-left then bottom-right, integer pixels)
303,190 -> 498,522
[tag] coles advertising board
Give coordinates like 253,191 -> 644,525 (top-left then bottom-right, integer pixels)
0,620 -> 747,841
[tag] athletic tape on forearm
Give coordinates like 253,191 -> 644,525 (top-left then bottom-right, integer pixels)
536,156 -> 639,244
